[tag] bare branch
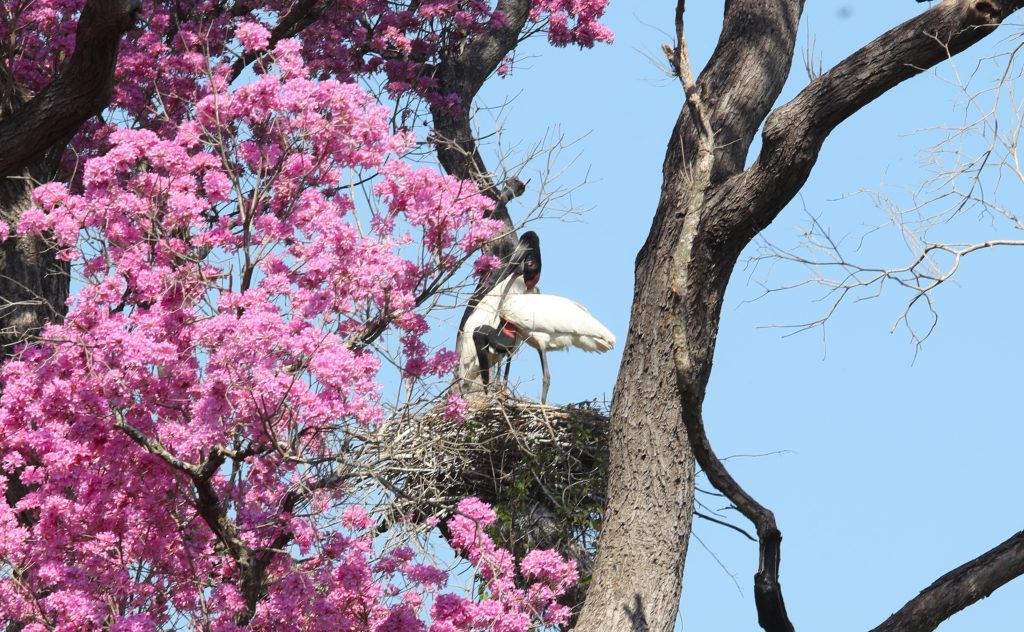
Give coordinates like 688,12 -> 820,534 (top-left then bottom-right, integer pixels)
694,510 -> 757,542
674,383 -> 794,632
665,0 -> 713,155
714,0 -> 1024,252
749,207 -> 1024,345
870,530 -> 1024,632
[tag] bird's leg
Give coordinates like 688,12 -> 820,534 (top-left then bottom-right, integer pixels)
473,323 -> 517,396
472,327 -> 493,392
538,347 -> 549,405
490,322 -> 517,390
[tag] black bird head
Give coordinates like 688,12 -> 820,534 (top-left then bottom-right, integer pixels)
483,230 -> 542,291
514,231 -> 541,289
459,231 -> 542,333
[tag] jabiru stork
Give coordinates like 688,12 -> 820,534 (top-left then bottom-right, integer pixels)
456,231 -> 541,394
474,292 -> 615,404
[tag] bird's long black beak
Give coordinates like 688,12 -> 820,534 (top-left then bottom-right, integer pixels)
494,231 -> 541,296
473,327 -> 493,388
459,231 -> 541,335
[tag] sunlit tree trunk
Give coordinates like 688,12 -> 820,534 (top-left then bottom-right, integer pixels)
577,1 -> 1024,630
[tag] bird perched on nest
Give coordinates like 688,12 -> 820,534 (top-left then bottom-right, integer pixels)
489,292 -> 615,404
458,231 -> 616,404
456,231 -> 542,395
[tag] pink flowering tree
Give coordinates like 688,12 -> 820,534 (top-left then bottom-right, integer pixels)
0,0 -> 610,628
0,0 -> 613,358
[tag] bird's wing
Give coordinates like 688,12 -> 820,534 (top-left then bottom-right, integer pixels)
500,294 -> 616,349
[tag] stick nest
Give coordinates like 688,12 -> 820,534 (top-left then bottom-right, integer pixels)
371,391 -> 608,575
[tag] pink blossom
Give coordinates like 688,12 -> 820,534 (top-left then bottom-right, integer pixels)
443,393 -> 469,422
0,0 -> 605,627
236,22 -> 271,52
455,497 -> 497,524
473,254 -> 501,277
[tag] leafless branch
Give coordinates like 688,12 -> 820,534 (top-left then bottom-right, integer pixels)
713,0 -> 1024,253
749,204 -> 1024,347
870,530 -> 1024,632
694,510 -> 757,542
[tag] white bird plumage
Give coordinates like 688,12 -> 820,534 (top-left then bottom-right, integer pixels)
455,230 -> 615,404
499,293 -> 615,353
497,292 -> 615,403
456,273 -> 527,393
455,231 -> 541,395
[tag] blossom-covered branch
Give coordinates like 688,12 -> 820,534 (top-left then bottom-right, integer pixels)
0,30 -> 588,628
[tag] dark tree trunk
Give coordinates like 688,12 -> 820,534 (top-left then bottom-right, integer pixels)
0,177 -> 70,361
0,0 -> 139,531
0,0 -> 140,360
577,1 -> 1024,631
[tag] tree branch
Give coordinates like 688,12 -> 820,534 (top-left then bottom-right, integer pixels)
694,510 -> 756,542
666,10 -> 804,627
870,530 -> 1024,632
115,416 -> 202,477
228,0 -> 323,82
713,0 -> 1024,252
0,0 -> 141,180
674,384 -> 794,632
114,417 -> 250,568
696,0 -> 805,182
430,0 -> 532,224
115,415 -> 292,623
665,0 -> 713,151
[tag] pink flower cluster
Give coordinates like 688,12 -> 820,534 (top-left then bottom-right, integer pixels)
2,0 -> 611,141
0,0 -> 610,627
0,43 -> 579,628
531,0 -> 615,47
439,499 -> 579,630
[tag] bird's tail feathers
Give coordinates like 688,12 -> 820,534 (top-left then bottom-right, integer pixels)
574,333 -> 615,352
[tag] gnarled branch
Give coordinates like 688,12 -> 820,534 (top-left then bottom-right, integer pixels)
871,530 -> 1024,632
713,0 -> 1024,253
0,0 -> 141,180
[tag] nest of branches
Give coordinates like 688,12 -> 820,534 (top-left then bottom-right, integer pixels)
370,391 -> 609,586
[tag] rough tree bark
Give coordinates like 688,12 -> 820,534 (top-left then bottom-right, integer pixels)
0,0 -> 140,357
430,0 -> 532,260
576,1 -> 1024,631
0,0 -> 139,529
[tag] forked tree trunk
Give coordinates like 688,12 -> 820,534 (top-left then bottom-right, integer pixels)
576,3 -> 804,628
577,1 -> 1024,631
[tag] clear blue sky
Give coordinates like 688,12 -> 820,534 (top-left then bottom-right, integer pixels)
475,2 -> 1024,630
